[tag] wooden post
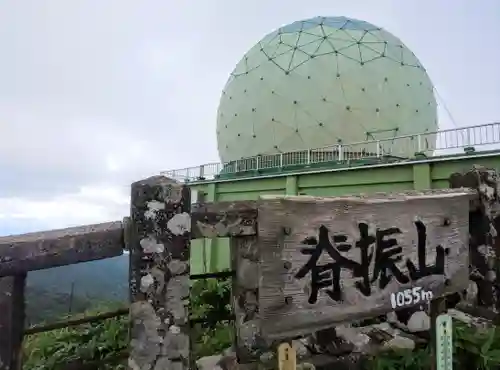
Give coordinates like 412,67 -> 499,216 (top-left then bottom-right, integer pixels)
0,274 -> 26,370
128,176 -> 191,370
191,200 -> 259,364
231,235 -> 261,364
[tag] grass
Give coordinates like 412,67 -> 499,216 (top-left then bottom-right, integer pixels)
23,302 -> 129,370
368,320 -> 500,370
22,279 -> 500,370
190,278 -> 234,358
22,280 -> 233,369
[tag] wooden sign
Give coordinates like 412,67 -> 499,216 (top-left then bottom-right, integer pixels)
257,190 -> 472,339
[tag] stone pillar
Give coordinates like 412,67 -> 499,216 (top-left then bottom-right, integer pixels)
128,176 -> 191,370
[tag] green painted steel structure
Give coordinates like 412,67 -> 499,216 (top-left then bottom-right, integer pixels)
188,149 -> 500,275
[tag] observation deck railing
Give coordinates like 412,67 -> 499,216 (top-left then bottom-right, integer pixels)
161,122 -> 500,182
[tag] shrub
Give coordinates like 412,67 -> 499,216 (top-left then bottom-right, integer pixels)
369,321 -> 500,370
22,279 -> 232,369
23,279 -> 500,370
23,303 -> 128,370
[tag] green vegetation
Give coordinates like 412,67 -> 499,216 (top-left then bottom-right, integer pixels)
23,302 -> 128,370
22,279 -> 232,369
368,321 -> 500,370
190,278 -> 233,358
23,279 -> 500,370
25,285 -> 103,326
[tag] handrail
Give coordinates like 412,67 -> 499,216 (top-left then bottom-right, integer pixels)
161,122 -> 500,182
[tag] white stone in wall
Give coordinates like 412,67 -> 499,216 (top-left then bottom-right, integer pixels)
145,200 -> 165,219
167,212 -> 191,235
140,236 -> 165,253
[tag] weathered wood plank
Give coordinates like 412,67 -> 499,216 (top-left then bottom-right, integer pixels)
0,274 -> 26,370
191,201 -> 257,238
128,176 -> 191,370
257,190 -> 472,339
231,235 -> 261,363
0,221 -> 124,277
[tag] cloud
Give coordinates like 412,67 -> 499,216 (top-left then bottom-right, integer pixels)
0,101 -> 163,195
0,185 -> 129,230
0,2 -> 221,234
0,97 -> 179,233
0,99 -> 172,232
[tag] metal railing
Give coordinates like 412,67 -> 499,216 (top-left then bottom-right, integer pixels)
161,122 -> 500,182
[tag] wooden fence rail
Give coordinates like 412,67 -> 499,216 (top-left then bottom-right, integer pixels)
0,220 -> 125,278
0,219 -> 127,370
23,307 -> 129,336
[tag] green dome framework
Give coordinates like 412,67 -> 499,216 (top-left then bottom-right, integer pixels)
216,16 -> 438,164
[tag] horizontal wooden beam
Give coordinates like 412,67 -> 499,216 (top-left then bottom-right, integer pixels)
24,307 -> 129,335
0,221 -> 124,277
191,200 -> 257,238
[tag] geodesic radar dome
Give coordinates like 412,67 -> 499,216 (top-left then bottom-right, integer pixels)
216,16 -> 437,163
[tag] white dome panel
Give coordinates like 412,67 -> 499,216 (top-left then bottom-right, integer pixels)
217,16 -> 437,162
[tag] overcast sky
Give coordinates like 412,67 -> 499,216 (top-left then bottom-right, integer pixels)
0,0 -> 499,235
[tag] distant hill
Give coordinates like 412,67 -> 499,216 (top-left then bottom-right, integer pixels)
25,255 -> 129,323
25,285 -> 95,325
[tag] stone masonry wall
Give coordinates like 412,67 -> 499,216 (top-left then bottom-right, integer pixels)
128,176 -> 191,370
